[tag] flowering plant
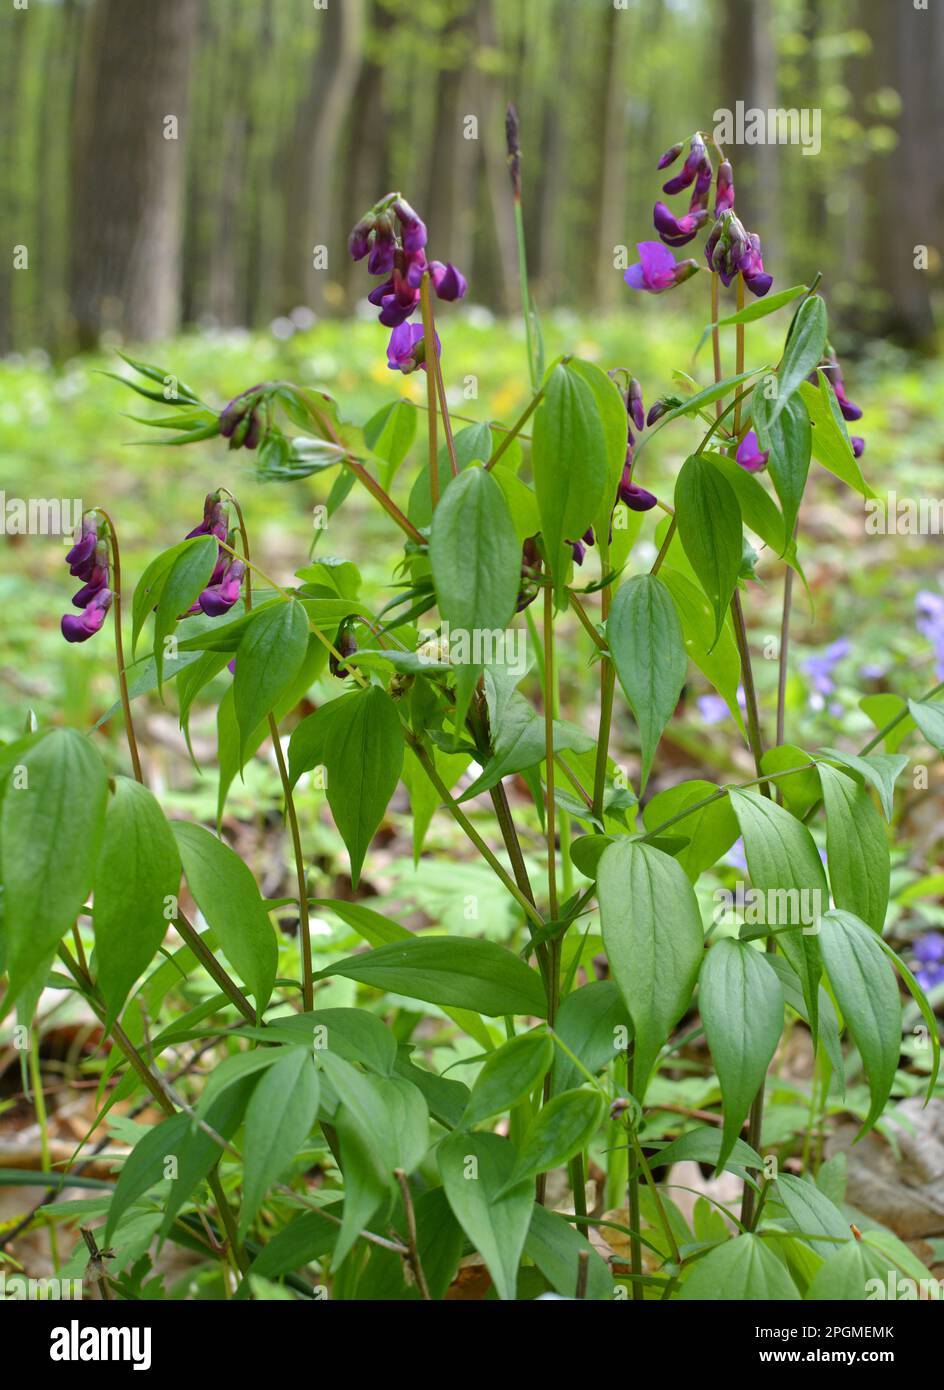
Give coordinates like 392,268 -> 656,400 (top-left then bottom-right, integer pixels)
2,118 -> 942,1304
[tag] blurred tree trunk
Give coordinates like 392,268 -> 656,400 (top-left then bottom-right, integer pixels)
342,0 -> 393,301
594,0 -> 628,305
474,0 -> 517,312
280,0 -> 364,314
423,0 -> 478,272
850,0 -> 939,346
718,0 -> 779,261
69,0 -> 199,347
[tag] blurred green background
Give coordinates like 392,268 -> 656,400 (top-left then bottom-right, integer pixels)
0,0 -> 941,855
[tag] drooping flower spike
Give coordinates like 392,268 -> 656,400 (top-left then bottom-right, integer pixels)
349,194 -> 467,363
704,211 -> 772,297
182,492 -> 245,619
62,512 -> 112,643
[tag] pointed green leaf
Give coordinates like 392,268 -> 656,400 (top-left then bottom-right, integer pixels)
680,1233 -> 800,1300
699,939 -> 784,1170
674,454 -> 742,644
819,909 -> 901,1134
608,573 -> 687,790
463,1030 -> 554,1125
506,1088 -> 605,1190
172,822 -> 277,1013
438,1131 -> 533,1301
818,762 -> 889,931
93,778 -> 181,1026
597,840 -> 704,1097
233,599 -> 309,760
240,1047 -> 321,1235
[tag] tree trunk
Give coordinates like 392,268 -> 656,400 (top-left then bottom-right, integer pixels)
69,0 -> 199,347
850,0 -> 939,346
280,0 -> 364,314
717,0 -> 780,261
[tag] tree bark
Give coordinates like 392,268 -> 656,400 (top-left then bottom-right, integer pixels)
69,0 -> 199,347
280,0 -> 364,314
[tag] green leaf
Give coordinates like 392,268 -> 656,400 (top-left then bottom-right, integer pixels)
597,840 -> 704,1097
751,388 -> 812,539
1,729 -> 108,1004
658,566 -> 744,731
105,1113 -> 190,1245
462,1030 -> 554,1125
152,536 -> 220,686
131,538 -> 200,652
161,1075 -> 258,1239
729,789 -> 825,1040
492,465 -> 540,544
608,574 -> 687,790
764,955 -> 846,1093
680,1233 -> 800,1300
646,1127 -> 762,1182
524,1203 -> 614,1300
438,1131 -> 533,1301
320,686 -> 404,887
760,744 -> 820,819
457,694 -> 593,801
806,1238 -> 890,1300
819,909 -> 901,1134
800,376 -> 875,500
257,1007 -> 397,1076
647,369 -> 761,433
870,936 -> 940,1103
817,762 -> 889,931
551,980 -> 631,1092
712,283 -> 809,331
172,822 -> 277,1013
908,698 -> 944,753
240,1047 -> 321,1235
770,293 -> 827,420
860,693 -> 914,754
505,1088 -> 605,1191
93,778 -> 181,1027
699,940 -> 784,1170
569,359 -> 632,542
776,1173 -> 850,1251
315,935 -> 546,1018
642,779 -> 739,882
703,451 -> 799,568
233,600 -> 309,760
816,749 -> 907,822
363,399 -> 416,486
531,361 -> 610,590
674,454 -> 742,645
429,465 -> 521,724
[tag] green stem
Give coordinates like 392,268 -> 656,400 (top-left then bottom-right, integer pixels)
97,509 -> 143,784
514,198 -> 538,391
419,274 -> 440,510
485,388 -> 544,470
543,584 -> 558,925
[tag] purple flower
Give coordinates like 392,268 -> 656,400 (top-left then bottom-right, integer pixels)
851,436 -> 865,458
66,515 -> 101,580
715,161 -> 735,216
801,638 -> 850,697
653,201 -> 708,248
187,492 -> 229,543
387,322 -> 439,374
62,587 -> 112,643
429,261 -> 467,302
736,430 -> 769,473
628,377 -> 645,433
393,198 -> 427,254
914,931 -> 944,965
661,134 -> 709,196
657,142 -> 684,171
624,241 -> 698,294
698,694 -> 730,725
706,212 -> 772,297
915,590 -> 944,677
196,557 -> 245,617
618,460 -> 657,512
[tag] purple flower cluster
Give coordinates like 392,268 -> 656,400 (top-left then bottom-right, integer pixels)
219,385 -> 267,451
915,591 -> 944,677
913,932 -> 944,993
810,348 -> 865,457
625,134 -> 772,299
62,513 -> 112,643
184,493 -> 245,618
801,638 -> 850,698
349,195 -> 466,374
569,373 -> 657,566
